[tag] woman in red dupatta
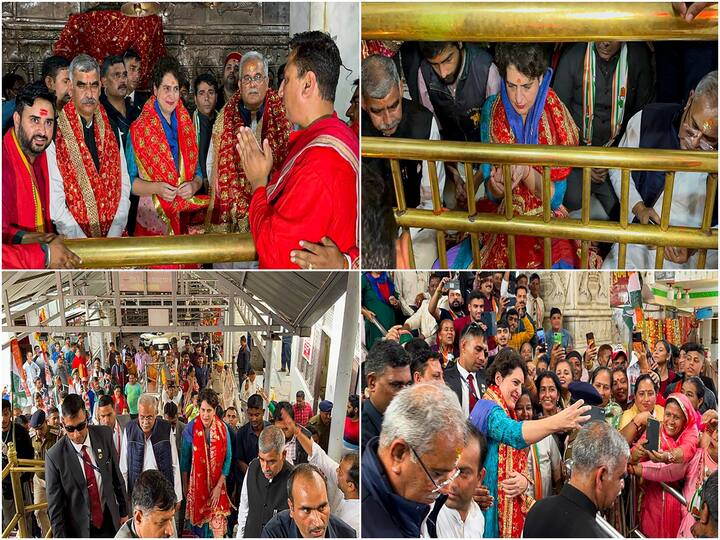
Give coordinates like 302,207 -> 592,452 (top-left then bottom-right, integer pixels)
181,388 -> 231,538
476,43 -> 584,269
128,57 -> 208,259
630,392 -> 699,537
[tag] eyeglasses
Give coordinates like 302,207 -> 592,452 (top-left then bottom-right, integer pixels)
241,73 -> 266,86
63,420 -> 87,433
408,444 -> 460,494
681,98 -> 718,151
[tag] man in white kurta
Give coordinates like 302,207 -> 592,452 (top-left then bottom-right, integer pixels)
604,74 -> 717,269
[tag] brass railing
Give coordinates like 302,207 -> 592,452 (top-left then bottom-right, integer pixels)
65,232 -> 256,268
363,138 -> 718,269
1,443 -> 49,538
362,1 -> 718,269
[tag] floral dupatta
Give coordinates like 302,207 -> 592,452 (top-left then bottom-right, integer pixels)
485,385 -> 534,537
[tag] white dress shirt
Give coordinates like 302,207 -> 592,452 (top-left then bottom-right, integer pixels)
69,431 -> 103,496
455,362 -> 479,418
435,500 -> 485,538
605,110 -> 717,269
47,128 -> 131,238
119,426 -> 183,502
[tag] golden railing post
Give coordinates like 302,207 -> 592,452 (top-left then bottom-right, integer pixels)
428,160 -> 448,268
618,169 -> 631,269
502,165 -> 516,267
390,158 -> 416,269
542,167 -> 552,269
7,443 -> 29,538
696,173 -> 717,269
654,172 -> 676,268
464,162 -> 482,266
580,167 -> 592,268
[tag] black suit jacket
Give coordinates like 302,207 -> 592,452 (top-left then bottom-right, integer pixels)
444,364 -> 486,412
45,424 -> 128,538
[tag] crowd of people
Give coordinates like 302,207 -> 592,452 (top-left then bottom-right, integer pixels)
361,270 -> 718,537
3,27 -> 359,270
2,333 -> 360,538
360,4 -> 717,270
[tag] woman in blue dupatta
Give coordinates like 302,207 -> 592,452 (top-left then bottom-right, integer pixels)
470,349 -> 591,537
445,43 -> 581,269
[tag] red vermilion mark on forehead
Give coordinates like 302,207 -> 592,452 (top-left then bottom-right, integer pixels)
514,78 -> 523,85
39,108 -> 49,116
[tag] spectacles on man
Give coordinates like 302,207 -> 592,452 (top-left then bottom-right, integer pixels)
241,73 -> 266,86
408,444 -> 460,494
63,420 -> 87,433
681,97 -> 718,151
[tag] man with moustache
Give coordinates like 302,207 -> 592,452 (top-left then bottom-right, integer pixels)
361,54 -> 445,266
42,55 -> 72,112
554,41 -> 654,220
206,51 -> 290,238
2,82 -> 80,268
48,54 -> 131,240
361,384 -> 467,537
235,32 -> 358,269
428,276 -> 467,324
100,55 -> 140,149
427,423 -> 486,538
192,73 -> 218,189
217,51 -> 241,112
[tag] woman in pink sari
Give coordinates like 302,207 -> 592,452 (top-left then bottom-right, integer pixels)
629,393 -> 699,537
630,415 -> 717,537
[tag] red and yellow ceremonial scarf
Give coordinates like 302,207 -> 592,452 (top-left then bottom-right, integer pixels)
130,96 -> 208,236
485,385 -> 534,538
206,88 -> 291,232
55,99 -> 122,237
186,416 -> 231,527
3,127 -> 50,234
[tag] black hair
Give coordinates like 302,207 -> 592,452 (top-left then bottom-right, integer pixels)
466,421 -> 488,472
505,308 -> 519,319
2,73 -> 25,100
683,342 -> 704,355
41,55 -> 70,80
348,394 -> 359,410
684,376 -> 707,402
460,322 -> 486,341
193,72 -> 219,95
163,401 -> 178,418
590,366 -> 613,384
287,463 -> 327,502
60,393 -> 85,418
535,370 -> 562,394
495,43 -> 550,79
634,373 -> 659,394
361,163 -> 396,268
47,406 -> 59,415
296,390 -> 305,399
515,284 -> 528,295
215,405 -> 224,419
529,273 -> 540,283
364,339 -> 410,379
151,56 -> 186,91
273,401 -> 294,422
404,337 -> 431,356
468,290 -> 486,303
2,399 -> 10,413
132,469 -> 177,512
342,453 -> 359,488
487,348 -> 527,382
97,394 -> 114,409
418,41 -> 460,60
226,406 -> 237,414
701,470 -> 718,525
198,387 -> 220,409
549,307 -> 562,317
123,48 -> 141,63
410,350 -> 443,379
101,55 -> 125,78
14,81 -> 56,116
247,393 -> 264,410
288,31 -> 341,102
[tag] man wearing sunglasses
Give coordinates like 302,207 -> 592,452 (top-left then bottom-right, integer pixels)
605,69 -> 718,270
45,393 -> 128,537
362,383 -> 466,538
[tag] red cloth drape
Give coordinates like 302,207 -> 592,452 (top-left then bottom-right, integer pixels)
54,10 -> 166,90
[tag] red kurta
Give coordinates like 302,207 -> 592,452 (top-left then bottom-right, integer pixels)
2,128 -> 52,269
249,113 -> 358,268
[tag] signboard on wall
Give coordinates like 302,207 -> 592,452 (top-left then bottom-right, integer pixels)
302,328 -> 313,363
